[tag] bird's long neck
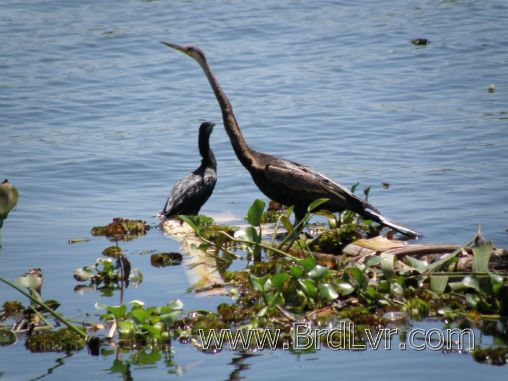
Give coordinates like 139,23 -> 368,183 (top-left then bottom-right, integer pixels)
197,59 -> 255,168
199,133 -> 216,169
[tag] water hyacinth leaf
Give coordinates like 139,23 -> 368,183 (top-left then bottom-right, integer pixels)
380,253 -> 395,278
265,292 -> 284,306
118,320 -> 135,338
490,273 -> 504,294
405,256 -> 428,274
307,265 -> 330,281
73,267 -> 94,281
424,250 -> 460,274
142,323 -> 162,339
462,275 -> 481,292
247,199 -> 265,226
472,241 -> 493,273
178,215 -> 198,233
280,215 -> 293,234
298,254 -> 317,273
390,281 -> 404,295
107,305 -> 127,320
160,311 -> 181,324
350,267 -> 367,288
365,287 -> 378,299
448,282 -> 466,292
0,329 -> 16,346
271,272 -> 290,290
335,281 -> 355,296
307,198 -> 329,213
365,256 -> 381,267
290,265 -> 304,279
430,275 -> 449,294
244,226 -> 259,243
250,274 -> 271,292
131,308 -> 150,323
299,279 -> 317,298
167,300 -> 184,310
95,302 -> 108,311
129,300 -> 145,307
318,283 -> 338,300
465,293 -> 480,308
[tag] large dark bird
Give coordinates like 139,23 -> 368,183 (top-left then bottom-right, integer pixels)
161,121 -> 217,218
161,42 -> 420,238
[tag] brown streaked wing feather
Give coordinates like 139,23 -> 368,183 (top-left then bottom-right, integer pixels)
265,159 -> 364,205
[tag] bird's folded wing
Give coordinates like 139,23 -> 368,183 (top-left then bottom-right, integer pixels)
265,160 -> 360,203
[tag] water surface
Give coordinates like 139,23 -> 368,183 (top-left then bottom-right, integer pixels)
1,0 -> 507,379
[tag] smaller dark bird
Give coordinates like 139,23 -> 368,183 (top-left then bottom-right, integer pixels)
161,122 -> 217,218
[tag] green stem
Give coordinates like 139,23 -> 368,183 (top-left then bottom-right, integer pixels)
0,275 -> 87,339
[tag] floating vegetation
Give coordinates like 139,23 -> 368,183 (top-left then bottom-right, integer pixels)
67,238 -> 90,244
73,255 -> 143,295
411,38 -> 429,46
91,218 -> 149,240
102,246 -> 123,258
150,252 -> 183,267
25,328 -> 85,352
1,300 -> 24,318
1,193 -> 507,364
0,329 -> 16,346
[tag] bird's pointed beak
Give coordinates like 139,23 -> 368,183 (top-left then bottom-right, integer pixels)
160,41 -> 187,54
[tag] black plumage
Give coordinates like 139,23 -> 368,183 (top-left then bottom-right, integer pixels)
161,121 -> 217,218
161,42 -> 420,238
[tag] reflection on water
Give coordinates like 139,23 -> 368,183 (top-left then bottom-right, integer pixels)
1,0 -> 508,379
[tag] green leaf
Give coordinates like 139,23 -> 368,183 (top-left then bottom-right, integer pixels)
318,283 -> 339,300
142,322 -> 162,339
307,265 -> 330,281
307,198 -> 329,213
73,267 -> 94,281
472,241 -> 493,273
271,272 -> 290,290
490,273 -> 504,294
280,216 -> 293,234
244,226 -> 259,243
430,275 -> 449,294
390,281 -> 404,295
250,274 -> 271,292
117,320 -> 135,338
160,311 -> 181,324
247,199 -> 265,226
167,299 -> 184,310
365,256 -> 381,267
128,300 -> 145,307
464,293 -> 480,308
405,256 -> 428,274
335,281 -> 355,296
380,252 -> 395,278
462,275 -> 481,292
290,266 -> 304,279
107,305 -> 127,320
0,329 -> 16,346
298,254 -> 317,273
298,279 -> 317,298
179,215 -> 198,232
350,267 -> 367,289
265,292 -> 284,306
131,307 -> 150,323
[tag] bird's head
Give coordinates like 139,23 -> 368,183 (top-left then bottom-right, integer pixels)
199,121 -> 215,136
161,42 -> 207,64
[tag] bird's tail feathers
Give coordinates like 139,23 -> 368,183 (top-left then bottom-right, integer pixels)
363,208 -> 421,239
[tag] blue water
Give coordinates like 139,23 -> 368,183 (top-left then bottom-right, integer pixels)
1,0 -> 507,379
